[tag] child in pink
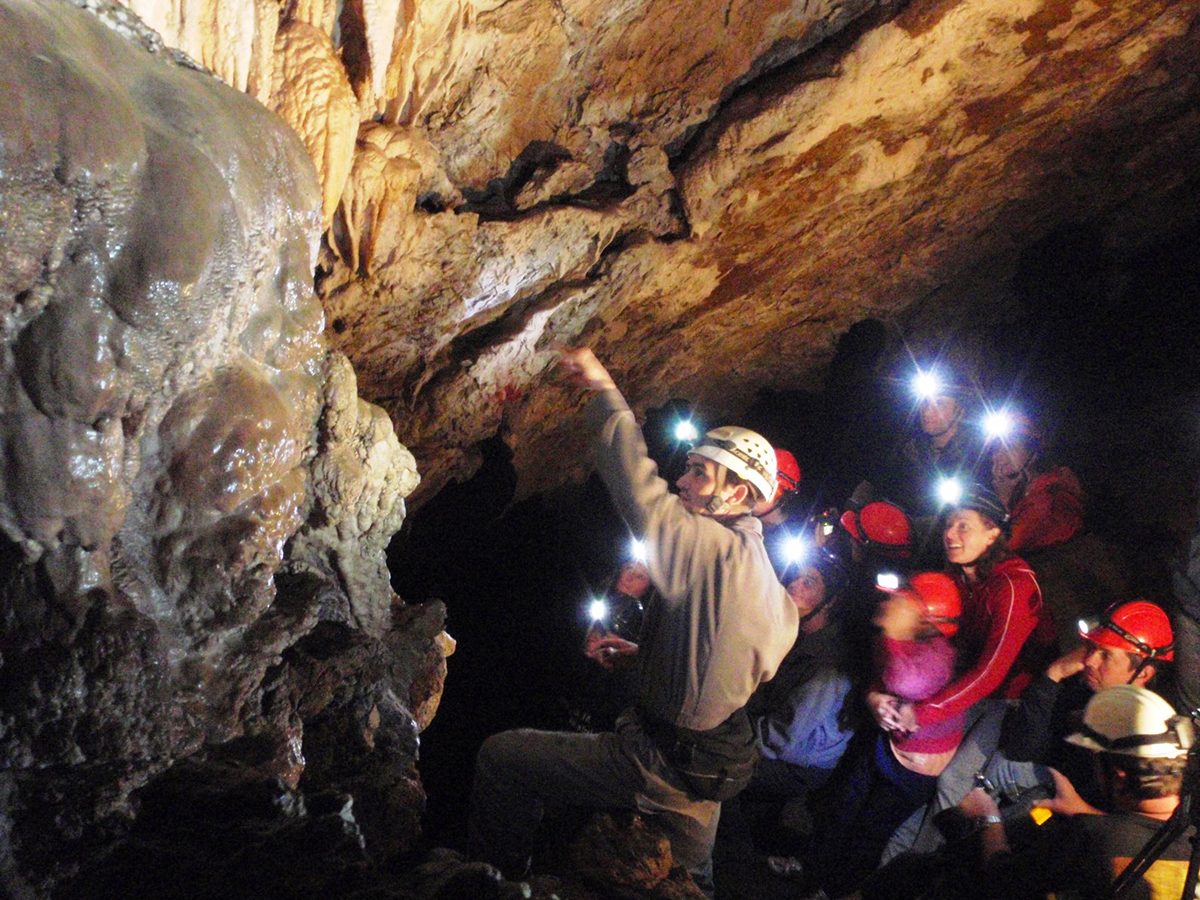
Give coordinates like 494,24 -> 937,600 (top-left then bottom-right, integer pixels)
804,573 -> 964,897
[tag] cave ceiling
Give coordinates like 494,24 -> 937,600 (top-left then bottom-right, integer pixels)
120,0 -> 1200,505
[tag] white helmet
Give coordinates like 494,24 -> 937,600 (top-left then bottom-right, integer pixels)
1065,685 -> 1192,759
691,426 -> 777,503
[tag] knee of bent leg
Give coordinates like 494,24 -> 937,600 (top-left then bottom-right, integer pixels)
476,729 -> 532,781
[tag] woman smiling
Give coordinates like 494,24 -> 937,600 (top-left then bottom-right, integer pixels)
869,484 -> 1058,737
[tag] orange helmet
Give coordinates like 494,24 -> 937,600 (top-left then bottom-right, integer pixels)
840,501 -> 912,558
911,572 -> 962,637
770,449 -> 802,507
1078,600 -> 1174,662
878,572 -> 963,637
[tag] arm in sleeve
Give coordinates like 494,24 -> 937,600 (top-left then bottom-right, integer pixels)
756,669 -> 853,768
998,672 -> 1062,761
585,389 -> 723,602
914,572 -> 1039,729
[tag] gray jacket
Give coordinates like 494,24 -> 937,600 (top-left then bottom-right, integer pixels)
588,389 -> 798,731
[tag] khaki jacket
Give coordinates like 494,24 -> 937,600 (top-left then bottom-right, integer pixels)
587,389 -> 798,731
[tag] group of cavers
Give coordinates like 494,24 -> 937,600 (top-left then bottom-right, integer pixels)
467,347 -> 1199,899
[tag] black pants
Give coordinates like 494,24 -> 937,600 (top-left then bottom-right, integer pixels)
805,735 -> 938,897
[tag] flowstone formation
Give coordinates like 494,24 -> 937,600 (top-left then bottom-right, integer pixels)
113,0 -> 1200,507
0,1 -> 443,895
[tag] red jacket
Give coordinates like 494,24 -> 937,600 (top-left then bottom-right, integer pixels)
914,556 -> 1057,728
1009,467 -> 1084,554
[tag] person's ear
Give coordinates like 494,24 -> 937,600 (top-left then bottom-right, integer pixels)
726,482 -> 750,508
1132,663 -> 1156,688
984,525 -> 1001,548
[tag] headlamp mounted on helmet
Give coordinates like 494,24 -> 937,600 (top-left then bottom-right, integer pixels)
691,426 -> 777,505
1072,716 -> 1194,756
1078,600 -> 1175,663
1066,686 -> 1192,759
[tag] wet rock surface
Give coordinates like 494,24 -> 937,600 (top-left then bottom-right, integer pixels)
0,1 -> 435,895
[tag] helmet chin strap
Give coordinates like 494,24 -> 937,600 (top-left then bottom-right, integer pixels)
798,595 -> 834,627
1126,656 -> 1151,685
705,467 -> 732,515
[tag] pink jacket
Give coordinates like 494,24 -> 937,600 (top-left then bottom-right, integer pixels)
878,635 -> 962,753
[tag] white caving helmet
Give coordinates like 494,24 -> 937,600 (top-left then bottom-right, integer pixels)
691,426 -> 777,505
1065,685 -> 1192,759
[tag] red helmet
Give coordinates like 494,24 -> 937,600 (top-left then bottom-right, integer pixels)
1078,600 -> 1174,662
878,572 -> 962,637
770,449 -> 802,506
840,501 -> 912,558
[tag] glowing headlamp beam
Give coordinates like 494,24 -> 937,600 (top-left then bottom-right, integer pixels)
876,572 -> 901,591
983,409 -> 1015,441
629,538 -> 648,564
912,369 -> 943,401
588,598 -> 610,622
673,419 -> 700,443
937,477 -> 964,506
781,535 -> 809,566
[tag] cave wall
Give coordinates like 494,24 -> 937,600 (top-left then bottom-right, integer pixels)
108,0 -> 1200,507
0,1 -> 443,894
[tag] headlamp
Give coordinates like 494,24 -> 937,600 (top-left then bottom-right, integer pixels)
876,572 -> 901,591
588,597 -> 609,623
912,369 -> 943,401
937,477 -> 964,506
780,534 -> 809,567
1078,614 -> 1167,660
586,593 -> 644,641
983,409 -> 1015,442
673,419 -> 700,443
628,538 -> 648,564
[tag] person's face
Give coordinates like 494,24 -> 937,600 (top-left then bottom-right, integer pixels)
676,455 -> 726,514
1082,640 -> 1148,691
615,562 -> 650,598
786,566 -> 827,617
873,591 -> 924,637
920,395 -> 961,438
943,509 -> 1001,566
991,441 -> 1034,484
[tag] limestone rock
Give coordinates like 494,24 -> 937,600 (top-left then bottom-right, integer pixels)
340,0 -> 405,113
0,1 -> 432,894
108,0 -> 1200,506
269,19 -> 360,227
285,352 -> 418,637
120,0 -> 279,100
558,812 -> 706,899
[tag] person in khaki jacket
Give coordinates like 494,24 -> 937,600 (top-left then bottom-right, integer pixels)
469,348 -> 798,892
